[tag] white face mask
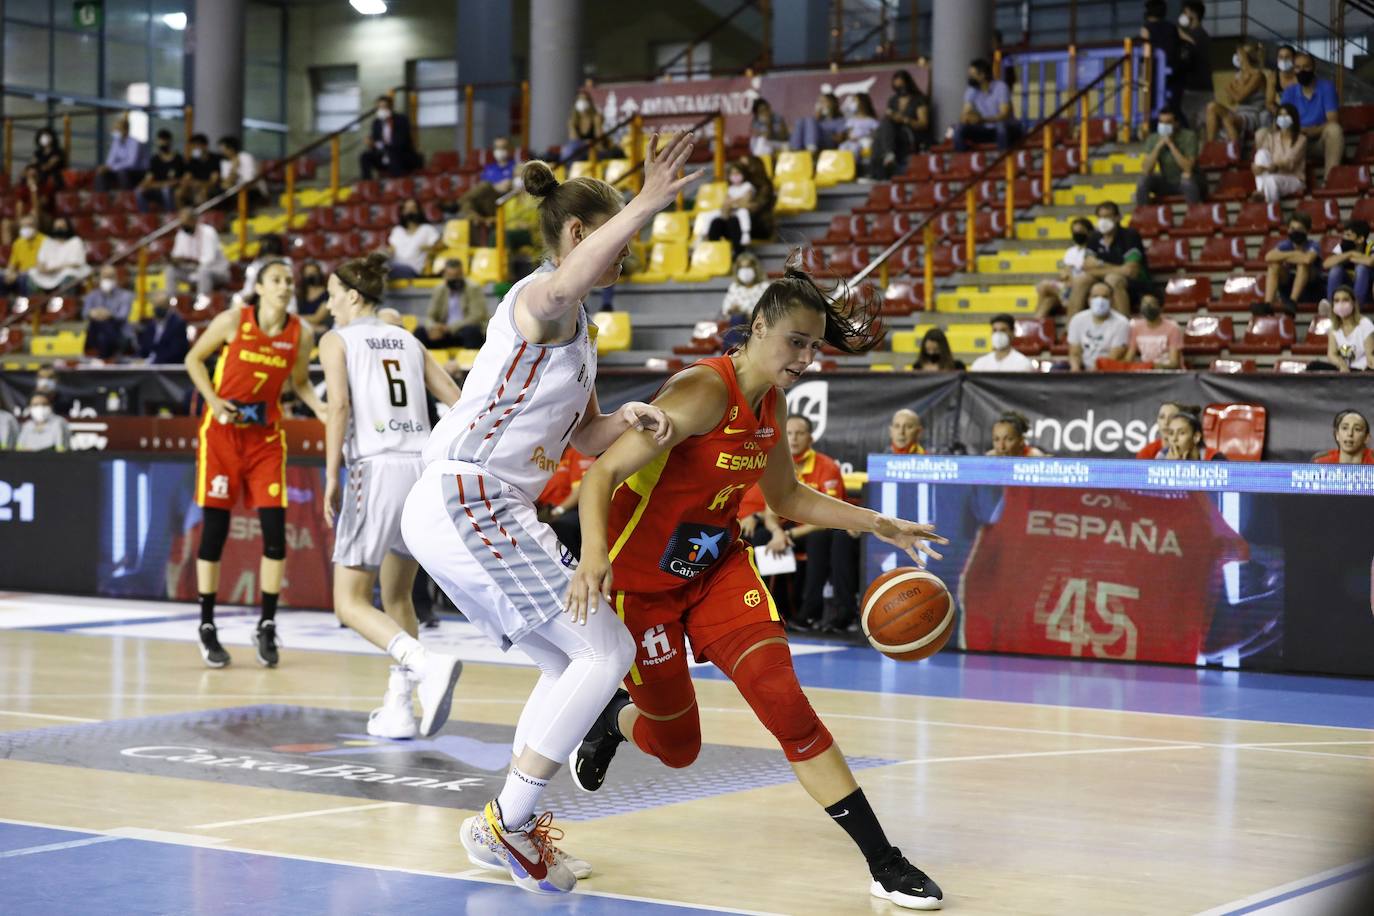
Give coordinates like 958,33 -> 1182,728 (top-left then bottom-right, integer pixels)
1232,54 -> 1243,69
991,330 -> 1011,351
99,278 -> 117,293
574,99 -> 589,113
191,148 -> 203,158
1157,122 -> 1174,137
39,135 -> 52,148
1096,216 -> 1115,234
737,268 -> 757,285
1178,12 -> 1191,26
1089,297 -> 1113,317
1276,114 -> 1293,130
1277,58 -> 1294,72
841,96 -> 858,115
113,129 -> 125,139
29,405 -> 51,423
377,108 -> 392,120
19,226 -> 35,240
493,149 -> 509,163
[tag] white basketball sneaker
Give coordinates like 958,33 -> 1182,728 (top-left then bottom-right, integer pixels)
366,666 -> 418,740
461,813 -> 592,879
459,801 -> 577,894
406,650 -> 463,737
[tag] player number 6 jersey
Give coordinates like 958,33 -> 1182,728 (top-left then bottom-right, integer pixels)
333,316 -> 431,463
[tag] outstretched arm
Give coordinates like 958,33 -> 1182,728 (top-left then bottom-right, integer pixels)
319,332 -> 348,528
290,322 -> 326,419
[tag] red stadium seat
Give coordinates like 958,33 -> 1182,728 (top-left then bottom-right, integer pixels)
1244,236 -> 1281,271
820,214 -> 857,245
945,152 -> 988,181
881,280 -> 923,316
1353,198 -> 1374,224
1209,358 -> 1257,373
353,180 -> 382,202
1129,205 -> 1172,239
855,213 -> 901,246
1163,276 -> 1212,312
894,154 -> 934,183
426,150 -> 461,174
1231,314 -> 1295,354
1294,315 -> 1332,354
85,239 -> 112,264
1197,140 -> 1240,172
982,177 -> 1044,210
1012,317 -> 1056,355
1338,104 -> 1374,134
94,213 -> 128,237
1210,169 -> 1252,201
1314,164 -> 1371,198
797,247 -> 829,277
1183,315 -> 1234,353
1146,237 -> 1189,273
1295,198 -> 1340,232
1049,149 -> 1080,177
898,183 -> 947,212
1356,133 -> 1374,165
1203,403 -> 1266,461
1176,203 -> 1227,237
380,177 -> 415,200
0,326 -> 22,355
1217,275 -> 1264,311
855,183 -> 900,213
1225,201 -> 1281,236
1195,236 -> 1247,271
355,228 -> 387,253
973,210 -> 1006,241
827,245 -> 871,276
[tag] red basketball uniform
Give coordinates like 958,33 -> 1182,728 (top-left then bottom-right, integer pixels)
606,356 -> 781,684
1315,448 -> 1374,464
196,306 -> 302,510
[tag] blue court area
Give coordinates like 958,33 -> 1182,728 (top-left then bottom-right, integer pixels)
0,823 -> 734,916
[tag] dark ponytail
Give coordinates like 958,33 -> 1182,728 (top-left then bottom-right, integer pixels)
742,251 -> 886,354
334,251 -> 390,303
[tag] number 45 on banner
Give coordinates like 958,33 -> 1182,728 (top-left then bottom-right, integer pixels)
1041,578 -> 1140,660
74,1 -> 103,30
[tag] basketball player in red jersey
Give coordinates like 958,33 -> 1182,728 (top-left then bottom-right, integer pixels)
565,268 -> 949,910
185,260 -> 325,668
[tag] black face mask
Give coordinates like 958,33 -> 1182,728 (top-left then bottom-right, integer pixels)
968,77 -> 982,89
303,273 -> 322,285
1296,70 -> 1315,86
157,143 -> 171,153
153,306 -> 169,319
180,222 -> 195,233
403,214 -> 421,225
1289,230 -> 1308,247
446,278 -> 465,291
1071,231 -> 1090,245
1142,305 -> 1162,321
892,85 -> 906,96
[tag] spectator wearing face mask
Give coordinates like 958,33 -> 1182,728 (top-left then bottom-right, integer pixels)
1174,1 -> 1213,129
695,161 -> 755,250
1036,217 -> 1095,317
912,327 -> 964,371
749,97 -> 790,158
837,93 -> 881,175
95,116 -> 146,192
1325,285 -> 1373,372
1314,409 -> 1374,464
176,133 -> 218,208
1068,281 -> 1131,371
954,58 -> 1020,151
872,70 -> 930,179
970,313 -> 1034,371
1251,102 -> 1306,204
889,408 -> 926,454
790,93 -> 846,153
1268,44 -> 1299,117
1070,202 -> 1151,315
218,136 -> 266,203
27,217 -> 90,292
138,129 -> 184,212
456,137 -> 518,223
566,90 -> 612,161
296,261 -> 330,329
721,252 -> 767,324
1323,220 -> 1373,308
0,407 -> 17,450
1206,43 -> 1268,142
82,265 -> 135,360
30,128 -> 66,190
418,258 -> 488,348
165,206 -> 230,297
987,412 -> 1046,457
1124,294 -> 1183,368
137,290 -> 190,364
1265,211 -> 1321,312
386,199 -> 441,279
16,393 -> 69,452
1161,410 -> 1225,460
12,165 -> 52,225
360,95 -> 421,180
1137,401 -> 1186,458
1137,110 -> 1204,204
1281,52 -> 1343,180
2,215 -> 45,296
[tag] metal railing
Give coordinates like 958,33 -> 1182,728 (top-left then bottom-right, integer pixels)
2,99 -> 195,178
392,79 -> 531,159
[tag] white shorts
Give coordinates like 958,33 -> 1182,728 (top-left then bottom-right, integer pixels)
401,459 -> 577,649
333,454 -> 424,570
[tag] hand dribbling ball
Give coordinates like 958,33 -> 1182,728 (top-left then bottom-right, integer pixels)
860,568 -> 953,661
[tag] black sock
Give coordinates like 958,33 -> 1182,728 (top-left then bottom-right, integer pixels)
199,592 -> 216,626
606,690 -> 634,740
825,788 -> 895,866
260,591 -> 278,624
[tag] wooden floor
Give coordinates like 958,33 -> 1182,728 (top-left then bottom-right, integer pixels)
1,594 -> 1372,915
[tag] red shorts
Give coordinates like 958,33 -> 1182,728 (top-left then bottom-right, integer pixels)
615,540 -> 780,688
196,417 -> 288,510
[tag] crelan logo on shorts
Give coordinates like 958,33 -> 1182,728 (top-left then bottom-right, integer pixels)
209,474 -> 230,499
743,589 -> 762,607
639,624 -> 678,666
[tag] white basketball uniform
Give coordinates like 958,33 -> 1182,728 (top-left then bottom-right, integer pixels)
332,316 -> 431,569
403,265 -> 599,649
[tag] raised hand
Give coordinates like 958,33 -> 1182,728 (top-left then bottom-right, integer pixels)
640,131 -> 704,212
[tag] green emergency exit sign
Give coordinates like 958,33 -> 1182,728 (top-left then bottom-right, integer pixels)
74,1 -> 103,30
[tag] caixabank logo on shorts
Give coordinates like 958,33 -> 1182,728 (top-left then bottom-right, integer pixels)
658,523 -> 727,580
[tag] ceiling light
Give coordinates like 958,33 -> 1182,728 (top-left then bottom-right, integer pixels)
161,12 -> 187,30
350,0 -> 388,14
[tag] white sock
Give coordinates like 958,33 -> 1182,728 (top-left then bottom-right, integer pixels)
496,766 -> 549,830
386,632 -> 425,670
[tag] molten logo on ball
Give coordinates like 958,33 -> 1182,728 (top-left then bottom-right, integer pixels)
860,568 -> 953,662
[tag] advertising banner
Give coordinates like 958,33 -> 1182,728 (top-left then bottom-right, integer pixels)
0,454 -> 101,594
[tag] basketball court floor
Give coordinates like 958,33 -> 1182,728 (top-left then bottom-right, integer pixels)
2,590 -> 1372,915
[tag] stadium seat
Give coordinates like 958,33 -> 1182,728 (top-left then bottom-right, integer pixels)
1353,197 -> 1374,224
1012,317 -> 1056,355
945,152 -> 987,181
1356,133 -> 1374,165
603,159 -> 634,186
1231,314 -> 1295,354
820,214 -> 858,245
569,160 -> 604,181
379,177 -> 414,200
1182,315 -> 1234,353
1129,205 -> 1172,238
881,280 -> 923,316
899,154 -> 935,182
973,211 -> 1007,241
775,151 -> 815,184
855,183 -> 901,213
1244,236 -> 1282,271
1295,198 -> 1340,232
775,179 -> 818,214
1225,201 -> 1281,236
1176,203 -> 1227,237
1146,237 -> 1190,273
814,150 -> 855,187
827,245 -> 871,276
1338,104 -> 1374,134
1049,149 -> 1080,177
682,241 -> 733,280
1163,276 -> 1212,312
467,248 -> 504,284
1210,169 -> 1252,201
441,219 -> 470,249
1197,140 -> 1240,172
1195,236 -> 1247,271
1217,275 -> 1264,311
904,182 -> 951,212
898,324 -> 989,354
650,211 -> 690,245
1314,164 -> 1370,198
591,311 -> 632,354
795,246 -> 830,277
1294,315 -> 1332,354
629,242 -> 688,283
692,182 -> 727,212
1275,359 -> 1309,373
1209,358 -> 1257,373
673,320 -> 728,356
1203,403 -> 1266,461
854,213 -> 892,246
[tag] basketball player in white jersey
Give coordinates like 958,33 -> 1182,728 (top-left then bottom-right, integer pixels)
319,253 -> 465,739
401,132 -> 702,895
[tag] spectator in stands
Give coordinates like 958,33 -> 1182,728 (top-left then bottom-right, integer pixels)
1175,1 -> 1213,129
13,164 -> 52,224
889,408 -> 925,454
790,92 -> 845,153
1138,401 -> 1186,458
954,58 -> 1020,152
1161,410 -> 1225,460
566,89 -> 611,161
95,116 -> 145,192
749,97 -> 789,158
912,328 -> 964,371
838,93 -> 881,176
741,155 -> 776,241
138,129 -> 184,212
721,251 -> 767,324
1326,285 -> 1373,372
1070,202 -> 1151,315
27,217 -> 89,293
970,313 -> 1034,371
137,290 -> 189,364
386,199 -> 441,279
296,261 -> 330,329
1124,293 -> 1183,368
457,137 -> 517,223
1265,210 -> 1321,311
1282,52 -> 1343,180
872,70 -> 930,179
1136,109 -> 1203,205
1140,0 -> 1181,116
0,408 -> 16,450
1035,217 -> 1094,317
1251,102 -> 1307,203
82,265 -> 134,360
1268,44 -> 1299,117
218,136 -> 264,202
165,206 -> 229,297
1068,281 -> 1131,370
16,392 -> 69,452
1206,42 -> 1267,142
695,161 -> 755,250
30,127 -> 66,190
176,133 -> 217,208
360,94 -> 421,180
987,411 -> 1046,456
1324,219 -> 1373,308
1314,409 -> 1373,463
417,257 -> 487,348
1,215 -> 45,296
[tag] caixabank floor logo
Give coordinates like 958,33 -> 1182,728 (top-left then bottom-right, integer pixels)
0,705 -> 895,821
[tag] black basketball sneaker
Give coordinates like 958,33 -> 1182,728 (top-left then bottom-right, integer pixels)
198,623 -> 231,668
568,688 -> 632,792
255,620 -> 279,668
870,848 -> 943,910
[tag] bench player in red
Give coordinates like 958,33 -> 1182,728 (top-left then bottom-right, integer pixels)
185,259 -> 325,667
565,268 -> 949,910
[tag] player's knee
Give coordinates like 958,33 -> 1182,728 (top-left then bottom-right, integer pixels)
732,642 -> 832,763
259,507 -> 286,561
197,508 -> 230,562
635,708 -> 702,769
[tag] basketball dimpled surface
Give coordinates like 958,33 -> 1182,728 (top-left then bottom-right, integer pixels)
861,568 -> 953,661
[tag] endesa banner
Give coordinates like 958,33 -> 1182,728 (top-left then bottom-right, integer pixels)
866,456 -> 1374,677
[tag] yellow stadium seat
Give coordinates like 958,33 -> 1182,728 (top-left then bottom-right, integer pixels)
603,159 -> 634,186
433,248 -> 470,272
30,330 -> 86,357
442,219 -> 470,249
681,240 -> 732,280
629,241 -> 688,283
1052,183 -> 1134,207
754,153 -> 773,177
651,212 -> 690,244
1015,217 -> 1072,241
467,248 -> 505,284
774,151 -> 814,183
975,250 -> 1061,274
1091,153 -> 1146,175
775,178 -> 817,214
570,161 -> 604,181
592,310 -> 632,354
946,285 -> 1037,313
814,150 -> 855,187
693,182 -> 727,212
910,324 -> 991,354
400,314 -> 419,333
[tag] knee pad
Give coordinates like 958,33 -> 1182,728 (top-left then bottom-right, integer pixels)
627,671 -> 701,769
197,508 -> 231,562
731,641 -> 833,763
258,507 -> 286,560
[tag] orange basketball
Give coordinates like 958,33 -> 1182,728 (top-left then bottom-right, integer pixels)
860,568 -> 953,661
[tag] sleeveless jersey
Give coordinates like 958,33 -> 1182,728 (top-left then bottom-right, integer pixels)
333,316 -> 431,463
607,356 -> 781,594
421,264 -> 596,503
213,305 -> 302,424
